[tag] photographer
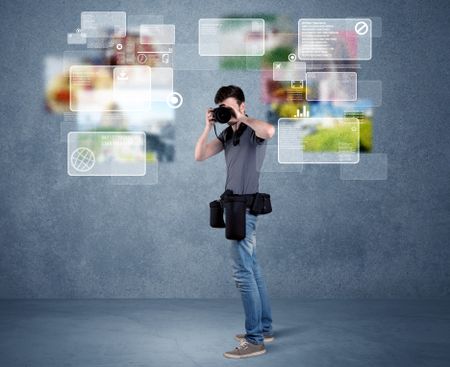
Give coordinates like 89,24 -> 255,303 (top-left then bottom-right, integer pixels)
195,85 -> 275,359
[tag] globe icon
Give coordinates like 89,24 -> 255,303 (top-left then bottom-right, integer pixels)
71,147 -> 95,172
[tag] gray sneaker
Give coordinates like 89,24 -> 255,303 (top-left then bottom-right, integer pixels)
235,333 -> 274,343
223,339 -> 266,359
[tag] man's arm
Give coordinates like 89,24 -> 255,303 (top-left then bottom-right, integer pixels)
228,106 -> 275,140
241,116 -> 275,140
194,109 -> 224,161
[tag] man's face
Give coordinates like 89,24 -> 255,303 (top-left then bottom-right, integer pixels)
218,97 -> 245,120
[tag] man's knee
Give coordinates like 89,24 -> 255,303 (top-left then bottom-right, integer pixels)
232,267 -> 254,289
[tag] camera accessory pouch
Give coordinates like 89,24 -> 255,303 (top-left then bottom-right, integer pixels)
209,200 -> 226,228
249,193 -> 272,215
223,196 -> 247,240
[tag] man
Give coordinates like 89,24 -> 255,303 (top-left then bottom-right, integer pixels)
194,85 -> 275,359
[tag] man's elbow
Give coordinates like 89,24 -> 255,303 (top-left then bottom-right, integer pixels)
266,125 -> 275,139
194,153 -> 204,161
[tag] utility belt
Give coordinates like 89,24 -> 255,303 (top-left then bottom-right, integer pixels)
209,189 -> 272,241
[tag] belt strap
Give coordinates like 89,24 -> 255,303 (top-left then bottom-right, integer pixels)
220,190 -> 256,208
241,194 -> 257,208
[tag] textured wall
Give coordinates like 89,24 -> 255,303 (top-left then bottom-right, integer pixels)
0,0 -> 449,298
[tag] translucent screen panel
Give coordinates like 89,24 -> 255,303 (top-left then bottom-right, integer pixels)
273,62 -> 306,81
81,11 -> 127,38
298,18 -> 372,60
199,18 -> 265,56
67,132 -> 146,176
278,118 -> 360,164
69,65 -> 151,112
140,24 -> 175,44
306,72 -> 357,102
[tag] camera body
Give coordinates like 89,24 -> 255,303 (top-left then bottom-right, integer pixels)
212,106 -> 235,124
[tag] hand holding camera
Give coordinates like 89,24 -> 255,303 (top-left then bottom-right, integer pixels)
205,108 -> 216,129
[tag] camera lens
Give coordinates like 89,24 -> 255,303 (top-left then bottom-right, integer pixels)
213,106 -> 233,124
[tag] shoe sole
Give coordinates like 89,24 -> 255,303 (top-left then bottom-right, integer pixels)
234,335 -> 274,343
223,349 -> 267,359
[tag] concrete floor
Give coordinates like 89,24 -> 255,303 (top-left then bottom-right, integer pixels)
0,299 -> 449,367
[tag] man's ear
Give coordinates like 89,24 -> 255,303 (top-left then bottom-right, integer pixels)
239,102 -> 246,114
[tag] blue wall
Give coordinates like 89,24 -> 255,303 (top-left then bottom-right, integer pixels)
1,0 -> 449,298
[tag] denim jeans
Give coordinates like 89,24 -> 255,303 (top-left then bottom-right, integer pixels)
226,209 -> 273,345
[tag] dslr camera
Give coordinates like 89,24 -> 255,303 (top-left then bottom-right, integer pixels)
212,106 -> 235,124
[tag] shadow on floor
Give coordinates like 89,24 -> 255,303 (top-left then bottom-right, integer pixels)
274,324 -> 308,339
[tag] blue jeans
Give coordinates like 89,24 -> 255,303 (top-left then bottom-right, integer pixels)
227,209 -> 273,345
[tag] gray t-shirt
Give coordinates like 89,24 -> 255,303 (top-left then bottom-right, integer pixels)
217,123 -> 267,195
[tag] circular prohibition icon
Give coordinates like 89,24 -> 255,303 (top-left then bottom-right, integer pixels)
354,21 -> 369,36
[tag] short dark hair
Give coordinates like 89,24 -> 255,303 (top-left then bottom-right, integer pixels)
214,85 -> 245,105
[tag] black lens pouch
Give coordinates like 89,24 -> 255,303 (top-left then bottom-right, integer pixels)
209,200 -> 226,228
222,196 -> 247,240
249,193 -> 272,215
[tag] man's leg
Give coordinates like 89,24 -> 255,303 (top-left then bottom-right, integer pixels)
252,255 -> 273,336
228,212 -> 264,345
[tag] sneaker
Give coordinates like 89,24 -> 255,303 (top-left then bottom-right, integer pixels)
223,339 -> 266,359
235,333 -> 274,343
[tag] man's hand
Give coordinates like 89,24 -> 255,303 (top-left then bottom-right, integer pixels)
228,105 -> 245,124
205,108 -> 215,129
